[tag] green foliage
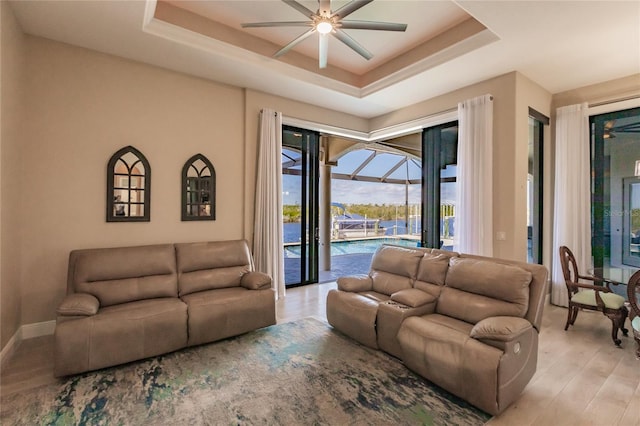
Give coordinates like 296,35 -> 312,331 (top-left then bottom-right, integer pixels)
283,205 -> 301,223
284,203 -> 418,222
345,204 -> 412,220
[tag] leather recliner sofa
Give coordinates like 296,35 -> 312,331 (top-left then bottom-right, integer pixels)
54,239 -> 275,377
326,244 -> 549,416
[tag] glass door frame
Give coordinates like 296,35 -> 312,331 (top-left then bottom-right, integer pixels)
528,108 -> 547,264
421,121 -> 458,249
282,125 -> 320,287
622,176 -> 640,267
591,106 -> 640,271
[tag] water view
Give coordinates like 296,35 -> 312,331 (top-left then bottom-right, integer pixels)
283,220 -> 420,244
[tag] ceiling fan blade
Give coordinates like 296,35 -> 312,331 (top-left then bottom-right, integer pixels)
319,34 -> 328,68
274,28 -> 316,57
333,29 -> 372,60
318,0 -> 331,17
332,0 -> 373,20
340,20 -> 407,31
242,21 -> 313,28
282,0 -> 316,18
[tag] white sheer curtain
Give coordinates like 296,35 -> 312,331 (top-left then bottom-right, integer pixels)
455,94 -> 494,256
253,108 -> 286,299
551,103 -> 591,307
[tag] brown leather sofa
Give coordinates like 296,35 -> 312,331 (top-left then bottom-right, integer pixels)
326,244 -> 548,416
54,240 -> 275,377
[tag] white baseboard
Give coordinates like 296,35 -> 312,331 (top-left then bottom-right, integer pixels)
0,329 -> 20,369
0,320 -> 56,369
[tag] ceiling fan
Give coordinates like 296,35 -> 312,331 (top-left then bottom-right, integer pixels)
241,0 -> 407,69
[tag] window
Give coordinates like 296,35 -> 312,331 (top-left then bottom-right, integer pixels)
182,154 -> 215,221
107,146 -> 150,222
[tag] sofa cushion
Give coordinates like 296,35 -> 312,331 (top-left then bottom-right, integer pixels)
69,244 -> 178,307
369,245 -> 424,295
371,270 -> 413,295
176,240 -> 253,296
337,274 -> 372,292
398,314 -> 503,415
326,290 -> 380,349
417,253 -> 452,286
470,316 -> 532,341
391,288 -> 436,307
414,252 -> 455,297
240,271 -> 272,290
437,258 -> 532,324
181,286 -> 275,346
54,298 -> 188,376
445,257 -> 532,304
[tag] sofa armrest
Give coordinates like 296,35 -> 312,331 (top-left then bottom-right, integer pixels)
337,275 -> 373,292
390,288 -> 436,308
57,293 -> 99,317
470,316 -> 532,342
241,271 -> 272,290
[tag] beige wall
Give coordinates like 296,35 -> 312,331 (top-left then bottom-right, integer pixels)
515,73 -> 553,269
552,74 -> 640,110
1,1 -> 26,350
371,72 -> 553,262
19,36 -> 246,325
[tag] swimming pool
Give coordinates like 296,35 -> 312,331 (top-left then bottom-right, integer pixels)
284,237 -> 420,258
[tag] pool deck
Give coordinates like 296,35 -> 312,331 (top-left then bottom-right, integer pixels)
318,253 -> 374,283
284,252 -> 373,285
285,235 -> 425,286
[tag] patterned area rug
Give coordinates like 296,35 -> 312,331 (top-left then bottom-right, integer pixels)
1,318 -> 491,425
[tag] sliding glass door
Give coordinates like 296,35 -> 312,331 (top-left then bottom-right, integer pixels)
282,126 -> 319,287
591,107 -> 640,276
421,122 -> 458,249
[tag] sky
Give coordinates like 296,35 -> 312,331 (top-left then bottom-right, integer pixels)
281,147 -> 457,206
282,174 -> 457,206
282,175 -> 422,205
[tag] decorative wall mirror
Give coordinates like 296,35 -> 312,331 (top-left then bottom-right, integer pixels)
182,154 -> 216,221
107,146 -> 151,222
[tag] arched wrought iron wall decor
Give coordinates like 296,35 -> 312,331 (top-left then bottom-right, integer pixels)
182,154 -> 216,221
107,146 -> 151,222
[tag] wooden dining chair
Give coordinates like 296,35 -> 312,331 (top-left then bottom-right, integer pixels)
559,246 -> 629,346
627,270 -> 640,357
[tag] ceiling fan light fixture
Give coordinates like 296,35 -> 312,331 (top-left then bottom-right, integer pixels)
241,0 -> 407,68
316,20 -> 333,34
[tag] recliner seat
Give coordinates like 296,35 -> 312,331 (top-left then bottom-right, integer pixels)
326,244 -> 549,416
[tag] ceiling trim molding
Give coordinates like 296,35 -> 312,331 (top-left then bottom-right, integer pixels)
144,0 -> 498,101
360,27 -> 500,97
143,10 -> 363,98
284,108 -> 458,143
283,117 -> 369,141
588,97 -> 640,116
368,108 -> 458,142
143,0 -> 157,26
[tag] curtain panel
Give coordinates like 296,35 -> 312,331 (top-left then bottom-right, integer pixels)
455,94 -> 494,256
551,103 -> 591,307
253,108 -> 286,300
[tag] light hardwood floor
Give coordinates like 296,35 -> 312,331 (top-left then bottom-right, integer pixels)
2,281 -> 639,425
